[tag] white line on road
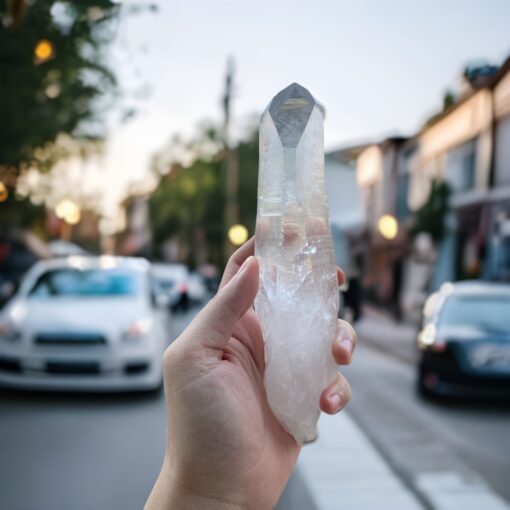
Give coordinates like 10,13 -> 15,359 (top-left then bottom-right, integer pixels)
298,413 -> 424,510
416,471 -> 510,510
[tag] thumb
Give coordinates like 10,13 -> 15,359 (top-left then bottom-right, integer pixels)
188,256 -> 259,349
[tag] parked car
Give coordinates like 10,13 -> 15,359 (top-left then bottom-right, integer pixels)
187,272 -> 208,304
0,229 -> 51,309
417,281 -> 510,399
0,256 -> 169,392
152,263 -> 190,311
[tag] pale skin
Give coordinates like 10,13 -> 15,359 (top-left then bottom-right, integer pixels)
145,238 -> 357,510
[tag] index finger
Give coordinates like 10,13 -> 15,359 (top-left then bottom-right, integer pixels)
219,237 -> 255,289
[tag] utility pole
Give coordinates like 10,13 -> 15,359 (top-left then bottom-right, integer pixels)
222,57 -> 239,260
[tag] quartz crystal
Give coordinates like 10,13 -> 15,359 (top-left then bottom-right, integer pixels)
255,83 -> 339,444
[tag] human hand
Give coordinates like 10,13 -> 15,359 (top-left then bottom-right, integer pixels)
145,238 -> 357,510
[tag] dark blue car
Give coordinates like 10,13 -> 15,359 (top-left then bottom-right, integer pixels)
417,281 -> 510,399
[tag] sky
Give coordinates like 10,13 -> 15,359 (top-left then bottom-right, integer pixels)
97,0 -> 510,217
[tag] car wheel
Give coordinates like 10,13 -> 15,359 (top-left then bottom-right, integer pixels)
417,366 -> 434,399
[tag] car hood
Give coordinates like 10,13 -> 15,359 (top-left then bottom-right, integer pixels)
438,325 -> 510,342
16,298 -> 147,335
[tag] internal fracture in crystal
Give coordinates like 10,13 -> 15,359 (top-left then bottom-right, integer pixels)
255,83 -> 339,444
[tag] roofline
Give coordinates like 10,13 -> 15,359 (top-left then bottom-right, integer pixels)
326,143 -> 373,161
418,55 -> 510,134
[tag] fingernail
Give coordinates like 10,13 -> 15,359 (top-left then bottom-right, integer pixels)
340,339 -> 353,355
330,393 -> 342,410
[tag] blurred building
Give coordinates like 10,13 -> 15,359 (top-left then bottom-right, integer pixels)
325,148 -> 365,272
351,56 -> 510,320
325,147 -> 365,320
407,57 -> 510,284
354,138 -> 409,309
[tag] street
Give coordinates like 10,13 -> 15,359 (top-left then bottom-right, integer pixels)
0,305 -> 314,510
3,4 -> 510,510
0,306 -> 509,509
345,338 -> 510,507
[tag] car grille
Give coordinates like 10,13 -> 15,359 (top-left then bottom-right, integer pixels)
35,333 -> 106,346
45,361 -> 100,375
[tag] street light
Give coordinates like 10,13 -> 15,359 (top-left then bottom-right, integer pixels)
228,224 -> 248,246
34,39 -> 54,63
0,181 -> 8,203
378,214 -> 398,240
55,199 -> 81,225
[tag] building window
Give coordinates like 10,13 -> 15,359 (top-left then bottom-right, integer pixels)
396,173 -> 410,219
445,139 -> 476,192
495,116 -> 510,186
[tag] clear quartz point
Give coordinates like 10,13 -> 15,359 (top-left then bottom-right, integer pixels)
255,83 -> 339,444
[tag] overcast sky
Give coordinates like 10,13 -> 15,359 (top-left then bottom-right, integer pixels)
98,0 -> 510,213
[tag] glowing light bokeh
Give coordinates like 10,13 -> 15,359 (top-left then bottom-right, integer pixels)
228,224 -> 248,246
378,214 -> 398,240
35,39 -> 54,62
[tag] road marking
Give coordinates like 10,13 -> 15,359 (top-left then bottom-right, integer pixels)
298,413 -> 424,509
416,471 -> 510,510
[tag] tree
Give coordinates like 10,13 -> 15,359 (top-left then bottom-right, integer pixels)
0,1 -> 155,231
412,179 -> 451,242
148,125 -> 259,268
0,0 -> 122,179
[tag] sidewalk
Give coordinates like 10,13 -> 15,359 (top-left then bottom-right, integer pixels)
355,306 -> 419,364
296,413 -> 424,510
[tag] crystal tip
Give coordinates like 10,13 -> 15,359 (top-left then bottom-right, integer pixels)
266,83 -> 320,148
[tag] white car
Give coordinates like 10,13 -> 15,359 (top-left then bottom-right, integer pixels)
0,256 -> 170,392
151,263 -> 190,310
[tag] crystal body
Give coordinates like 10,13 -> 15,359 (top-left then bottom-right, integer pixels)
255,83 -> 339,444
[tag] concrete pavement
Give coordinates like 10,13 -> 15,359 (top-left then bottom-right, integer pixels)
355,306 -> 419,364
297,413 -> 424,509
345,313 -> 510,510
1,304 -> 508,510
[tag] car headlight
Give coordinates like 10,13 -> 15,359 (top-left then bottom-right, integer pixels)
417,323 -> 446,352
417,323 -> 436,349
0,323 -> 22,342
122,318 -> 152,342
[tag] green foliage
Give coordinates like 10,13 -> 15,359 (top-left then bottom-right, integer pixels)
0,193 -> 45,231
412,179 -> 451,241
0,0 -> 120,173
149,128 -> 259,268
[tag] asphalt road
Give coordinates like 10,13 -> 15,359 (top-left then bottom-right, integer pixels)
1,305 -> 509,509
344,339 -> 510,506
0,306 -> 314,510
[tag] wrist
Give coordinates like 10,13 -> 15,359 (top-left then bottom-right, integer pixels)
166,487 -> 247,510
146,455 -> 249,510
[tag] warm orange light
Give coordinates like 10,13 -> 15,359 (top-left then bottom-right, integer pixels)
34,39 -> 54,62
65,207 -> 81,225
228,224 -> 248,246
0,181 -> 8,203
55,199 -> 81,225
378,214 -> 398,240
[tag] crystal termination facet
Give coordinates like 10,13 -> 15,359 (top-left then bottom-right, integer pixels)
255,83 -> 339,444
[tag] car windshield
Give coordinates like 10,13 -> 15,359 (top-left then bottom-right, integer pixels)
439,294 -> 510,334
29,268 -> 140,298
157,279 -> 175,291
